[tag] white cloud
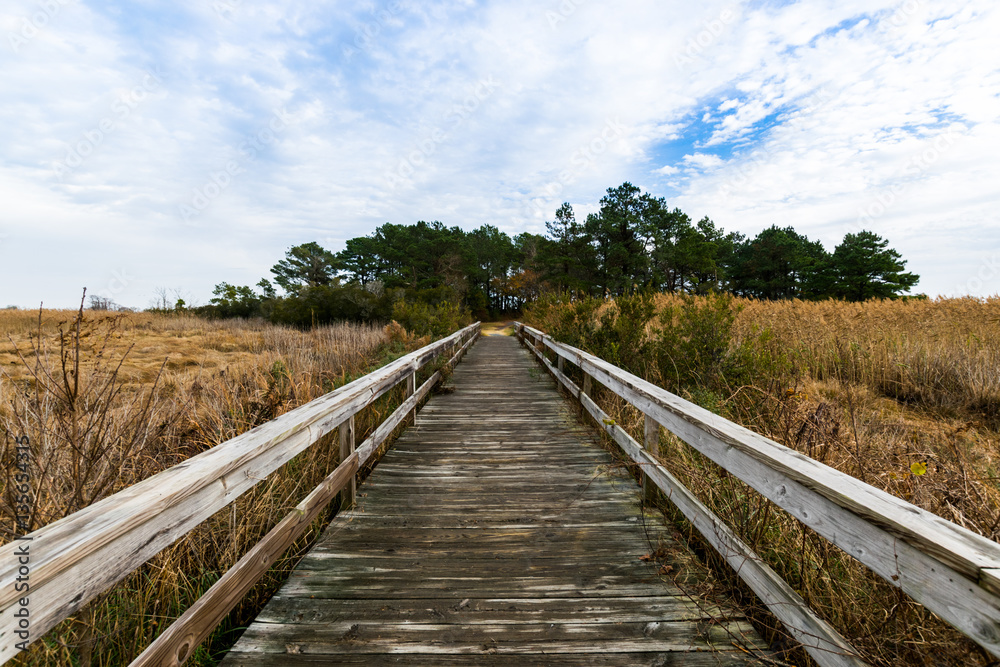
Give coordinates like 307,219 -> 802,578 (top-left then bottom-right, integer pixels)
0,0 -> 998,306
683,153 -> 725,170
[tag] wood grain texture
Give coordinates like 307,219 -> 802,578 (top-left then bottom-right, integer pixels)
221,334 -> 769,665
0,324 -> 479,663
130,453 -> 360,667
340,416 -> 356,509
567,370 -> 865,665
516,322 -> 1000,658
643,415 -> 660,505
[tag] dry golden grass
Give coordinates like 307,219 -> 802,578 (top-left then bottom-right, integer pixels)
730,297 -> 1000,542
526,294 -> 1000,666
0,307 -> 400,665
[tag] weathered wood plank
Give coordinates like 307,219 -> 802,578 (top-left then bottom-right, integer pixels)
643,415 -> 660,504
224,618 -> 766,654
517,322 -> 1000,658
252,595 -> 732,625
553,354 -> 865,664
130,453 -> 360,667
0,324 -> 479,662
638,452 -> 865,666
339,416 -> 356,509
221,653 -> 753,666
221,334 -> 768,665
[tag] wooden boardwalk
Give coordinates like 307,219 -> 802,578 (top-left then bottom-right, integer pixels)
221,333 -> 767,665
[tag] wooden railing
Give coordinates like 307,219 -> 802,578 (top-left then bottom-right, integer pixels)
0,323 -> 481,666
516,322 -> 1000,667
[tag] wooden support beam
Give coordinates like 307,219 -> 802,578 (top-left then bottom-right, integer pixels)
405,371 -> 416,426
0,322 -> 481,662
638,452 -> 866,667
643,414 -> 660,505
339,416 -> 356,509
512,321 -> 1000,659
130,452 -> 359,667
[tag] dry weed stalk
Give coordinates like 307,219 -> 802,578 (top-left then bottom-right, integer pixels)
527,294 -> 1000,666
0,305 -> 395,665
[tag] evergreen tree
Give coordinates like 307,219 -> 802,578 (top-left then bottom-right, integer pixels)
585,183 -> 648,295
271,242 -> 340,293
728,226 -> 827,299
540,203 -> 595,294
824,231 -> 919,300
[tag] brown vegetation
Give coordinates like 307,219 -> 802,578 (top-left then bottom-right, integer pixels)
525,293 -> 1000,666
0,306 -> 400,665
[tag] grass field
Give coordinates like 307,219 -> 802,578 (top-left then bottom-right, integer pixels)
4,298 -> 998,665
524,293 -> 1000,666
0,307 -> 405,665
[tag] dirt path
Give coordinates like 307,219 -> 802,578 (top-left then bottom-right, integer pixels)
479,320 -> 515,336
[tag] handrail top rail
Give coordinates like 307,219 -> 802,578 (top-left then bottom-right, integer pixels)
0,322 -> 480,599
514,321 -> 1000,592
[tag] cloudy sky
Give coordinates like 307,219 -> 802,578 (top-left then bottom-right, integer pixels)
1,0 -> 998,308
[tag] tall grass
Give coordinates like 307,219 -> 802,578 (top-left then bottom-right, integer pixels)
0,305 -> 414,665
525,293 -> 1000,666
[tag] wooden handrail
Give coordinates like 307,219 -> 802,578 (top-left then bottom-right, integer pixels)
515,322 -> 1000,663
0,323 -> 480,664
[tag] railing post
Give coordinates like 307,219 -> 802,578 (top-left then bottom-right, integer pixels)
557,355 -> 564,376
406,370 -> 416,425
339,415 -> 356,509
582,372 -> 593,398
643,414 -> 660,504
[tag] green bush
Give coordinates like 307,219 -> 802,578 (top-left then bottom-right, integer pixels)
391,300 -> 471,339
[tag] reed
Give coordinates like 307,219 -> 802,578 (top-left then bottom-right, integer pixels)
0,305 -> 401,665
525,293 -> 1000,666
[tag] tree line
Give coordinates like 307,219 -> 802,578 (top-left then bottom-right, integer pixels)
202,181 -> 920,326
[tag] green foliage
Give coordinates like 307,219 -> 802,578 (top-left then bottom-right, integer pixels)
590,292 -> 657,374
727,225 -> 827,299
200,187 -> 922,331
537,203 -> 595,295
822,230 -> 920,300
334,220 -> 534,316
523,292 -> 602,349
271,242 -> 340,293
584,183 -> 649,295
524,292 -> 793,413
390,299 -> 472,339
269,284 -> 389,327
529,186 -> 919,303
207,282 -> 267,318
653,293 -> 742,391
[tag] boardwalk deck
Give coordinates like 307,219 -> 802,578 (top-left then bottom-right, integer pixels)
221,333 -> 769,665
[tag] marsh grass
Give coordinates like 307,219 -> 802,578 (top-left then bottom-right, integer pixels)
525,293 -> 1000,666
0,304 -> 427,665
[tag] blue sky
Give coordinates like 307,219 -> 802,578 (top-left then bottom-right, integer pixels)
1,0 -> 998,308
